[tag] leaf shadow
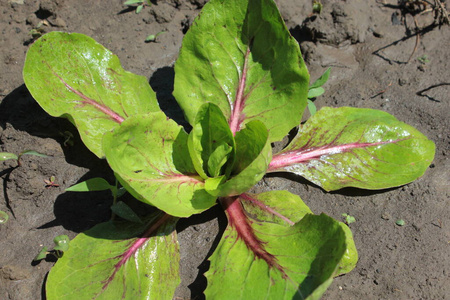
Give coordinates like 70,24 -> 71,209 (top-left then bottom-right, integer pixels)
294,214 -> 346,299
267,171 -> 399,197
372,22 -> 437,65
149,66 -> 191,131
0,166 -> 18,219
1,85 -> 118,232
36,173 -> 114,232
0,85 -> 109,169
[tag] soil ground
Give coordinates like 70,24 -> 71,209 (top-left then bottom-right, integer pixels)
0,0 -> 449,299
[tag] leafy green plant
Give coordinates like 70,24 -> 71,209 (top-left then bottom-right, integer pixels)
44,175 -> 60,188
123,0 -> 151,14
1,150 -> 48,167
145,31 -> 165,43
22,0 -> 434,298
307,67 -> 330,116
396,219 -> 406,226
417,54 -> 430,64
0,210 -> 8,224
34,235 -> 70,262
312,0 -> 323,14
342,213 -> 356,225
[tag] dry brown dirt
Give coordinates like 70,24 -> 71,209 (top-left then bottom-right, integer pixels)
1,0 -> 449,299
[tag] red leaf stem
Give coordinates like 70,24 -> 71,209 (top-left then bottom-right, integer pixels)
102,213 -> 171,290
53,70 -> 125,124
268,140 -> 400,172
221,196 -> 286,276
229,47 -> 251,135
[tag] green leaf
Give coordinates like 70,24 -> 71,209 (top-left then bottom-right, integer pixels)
34,247 -> 48,261
396,219 -> 405,226
19,150 -> 49,158
23,32 -> 160,158
268,107 -> 436,191
136,4 -> 143,14
0,152 -> 18,161
239,190 -> 312,226
46,213 -> 179,300
53,235 -> 70,252
307,99 -> 317,116
0,210 -> 9,224
336,222 -> 358,275
124,0 -> 143,5
240,191 -> 357,275
207,142 -> 233,178
206,198 -> 348,299
174,0 -> 309,143
307,87 -> 325,99
111,201 -> 143,224
218,120 -> 271,197
309,67 -> 330,90
188,103 -> 235,179
204,175 -> 227,196
342,213 -> 356,225
66,177 -> 114,192
103,112 -> 216,217
312,2 -> 323,14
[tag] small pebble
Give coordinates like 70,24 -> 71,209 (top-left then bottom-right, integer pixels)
381,213 -> 391,220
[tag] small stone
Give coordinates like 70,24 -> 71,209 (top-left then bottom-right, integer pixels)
49,17 -> 66,28
398,78 -> 407,86
26,14 -> 39,26
381,213 -> 391,220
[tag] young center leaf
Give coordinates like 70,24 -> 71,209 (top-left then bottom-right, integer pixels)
23,32 -> 160,158
188,103 -> 236,179
206,195 -> 352,299
268,107 -> 436,191
216,120 -> 272,197
46,213 -> 179,300
173,0 -> 309,142
103,111 -> 216,217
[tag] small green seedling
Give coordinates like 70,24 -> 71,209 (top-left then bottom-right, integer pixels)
307,67 -> 331,116
312,0 -> 323,14
34,235 -> 70,262
0,150 -> 48,167
0,211 -> 9,225
28,20 -> 49,40
417,55 -> 430,64
123,0 -> 151,14
396,219 -> 405,226
60,130 -> 74,147
44,176 -> 59,188
342,213 -> 356,225
145,31 -> 165,43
